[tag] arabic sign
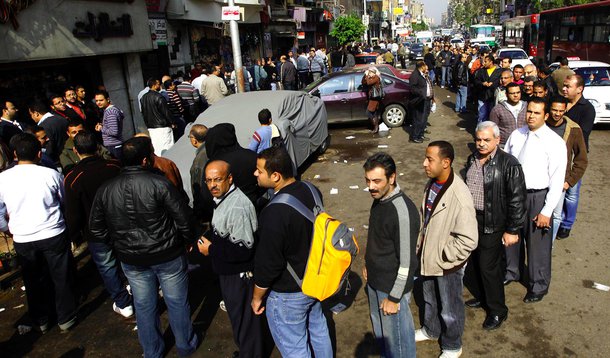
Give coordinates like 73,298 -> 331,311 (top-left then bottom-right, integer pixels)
149,18 -> 167,46
222,6 -> 241,21
73,13 -> 133,42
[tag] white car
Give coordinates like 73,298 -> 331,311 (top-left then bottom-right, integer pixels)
450,38 -> 465,48
496,48 -> 534,69
550,60 -> 610,124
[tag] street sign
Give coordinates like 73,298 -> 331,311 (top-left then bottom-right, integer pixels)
362,14 -> 369,26
221,6 -> 241,21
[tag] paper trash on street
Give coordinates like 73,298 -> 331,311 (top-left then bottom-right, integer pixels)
592,282 -> 610,291
349,185 -> 359,189
314,174 -> 321,179
345,136 -> 356,140
330,188 -> 339,195
378,145 -> 388,148
363,188 -> 369,192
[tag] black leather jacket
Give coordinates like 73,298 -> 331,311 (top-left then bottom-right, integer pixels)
464,149 -> 527,235
140,90 -> 174,128
89,166 -> 193,266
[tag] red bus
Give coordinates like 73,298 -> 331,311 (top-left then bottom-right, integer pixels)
502,14 -> 540,57
537,0 -> 610,65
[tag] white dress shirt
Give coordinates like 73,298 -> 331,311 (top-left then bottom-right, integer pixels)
0,164 -> 66,243
505,124 -> 568,217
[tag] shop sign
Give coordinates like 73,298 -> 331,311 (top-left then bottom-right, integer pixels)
222,6 -> 241,21
393,8 -> 403,15
297,31 -> 305,39
148,18 -> 167,46
73,13 -> 133,41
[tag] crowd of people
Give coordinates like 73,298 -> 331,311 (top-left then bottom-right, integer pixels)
0,36 -> 598,358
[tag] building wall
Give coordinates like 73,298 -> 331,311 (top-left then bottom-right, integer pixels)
1,0 -> 152,63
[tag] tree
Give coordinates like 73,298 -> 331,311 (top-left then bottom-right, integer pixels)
330,15 -> 366,45
412,21 -> 429,32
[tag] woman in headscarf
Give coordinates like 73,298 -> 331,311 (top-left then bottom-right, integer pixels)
361,66 -> 383,133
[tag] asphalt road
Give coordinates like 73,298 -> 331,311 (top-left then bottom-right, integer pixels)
1,86 -> 609,357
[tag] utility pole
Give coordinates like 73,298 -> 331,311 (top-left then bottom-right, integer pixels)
228,0 -> 245,93
363,0 -> 368,43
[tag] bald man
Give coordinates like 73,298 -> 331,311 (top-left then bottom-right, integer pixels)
197,160 -> 265,358
524,64 -> 538,79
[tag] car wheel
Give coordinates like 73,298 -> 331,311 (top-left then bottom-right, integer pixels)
317,135 -> 331,154
383,104 -> 406,127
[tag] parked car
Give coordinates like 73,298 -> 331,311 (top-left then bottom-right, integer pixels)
549,59 -> 610,124
496,48 -> 534,69
409,43 -> 424,61
163,91 -> 329,202
450,38 -> 465,48
355,52 -> 380,65
304,68 -> 411,127
354,63 -> 412,81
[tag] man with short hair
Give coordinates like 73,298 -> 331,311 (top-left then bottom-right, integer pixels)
363,152 -> 419,357
546,96 -> 588,241
24,126 -> 58,170
140,79 -> 175,156
494,68 -> 514,105
512,65 -> 524,85
330,46 -> 346,73
50,94 -> 81,121
0,133 -> 77,333
176,77 -> 201,122
552,57 -> 575,92
500,57 -> 512,69
474,55 -> 501,123
415,141 -> 478,358
29,100 -> 68,163
197,160 -> 264,358
94,90 -> 126,159
279,55 -> 297,90
489,82 -> 527,147
296,49 -> 310,88
90,137 -> 199,357
463,121 -> 526,330
0,99 -> 22,145
60,118 -> 111,173
438,45 -> 452,88
524,64 -> 538,79
252,146 -> 332,357
201,65 -> 229,106
63,131 -> 131,318
521,76 -> 536,102
63,88 -> 86,121
454,53 -> 469,113
248,108 -> 280,153
504,98 -> 567,303
75,85 -> 101,126
188,124 -> 211,220
409,61 -> 434,143
308,48 -> 326,82
533,81 -> 549,103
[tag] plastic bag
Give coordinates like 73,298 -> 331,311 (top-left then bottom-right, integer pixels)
430,102 -> 437,113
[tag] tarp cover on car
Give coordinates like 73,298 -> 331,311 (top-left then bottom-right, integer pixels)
163,90 -> 328,203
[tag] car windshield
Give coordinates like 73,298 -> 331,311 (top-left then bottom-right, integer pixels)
304,75 -> 327,92
575,67 -> 610,86
410,44 -> 423,50
355,55 -> 377,65
500,50 -> 528,60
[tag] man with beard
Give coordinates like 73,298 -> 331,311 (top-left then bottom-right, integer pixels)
50,94 -> 81,121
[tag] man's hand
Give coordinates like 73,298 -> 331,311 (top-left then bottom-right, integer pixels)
362,266 -> 367,281
95,123 -> 102,132
251,297 -> 265,315
502,232 -> 519,247
380,298 -> 399,315
196,236 -> 211,256
533,214 -> 551,229
563,182 -> 570,190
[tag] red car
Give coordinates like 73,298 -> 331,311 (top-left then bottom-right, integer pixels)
355,63 -> 411,81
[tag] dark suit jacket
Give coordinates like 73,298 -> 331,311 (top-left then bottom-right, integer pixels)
0,120 -> 22,147
39,114 -> 68,162
410,69 -> 430,105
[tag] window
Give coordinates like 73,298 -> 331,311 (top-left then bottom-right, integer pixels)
318,76 -> 350,95
574,67 -> 610,86
593,25 -> 610,43
500,50 -> 528,60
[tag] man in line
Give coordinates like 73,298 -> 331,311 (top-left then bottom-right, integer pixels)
463,122 -> 526,330
63,88 -> 86,121
60,119 -> 111,172
248,109 -> 280,154
415,141 -> 478,358
558,74 -> 595,239
500,57 -> 512,69
50,95 -> 81,121
521,76 -> 536,102
454,54 -> 469,114
197,160 -> 264,358
504,98 -> 567,302
188,124 -> 211,220
201,65 -> 229,106
75,85 -> 101,127
94,90 -> 126,159
63,132 -> 132,318
296,49 -> 310,88
0,99 -> 22,146
546,96 -> 588,241
489,83 -> 527,148
279,55 -> 297,90
0,133 -> 77,332
474,55 -> 501,123
90,137 -> 198,357
524,64 -> 538,79
363,152 -> 419,357
308,48 -> 326,83
494,68 -> 514,105
409,61 -> 434,144
176,77 -> 201,122
552,57 -> 575,92
512,65 -> 525,85
140,79 -> 175,156
29,100 -> 68,163
252,146 -> 332,357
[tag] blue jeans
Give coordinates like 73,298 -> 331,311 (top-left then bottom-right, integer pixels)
88,241 -> 131,308
561,179 -> 581,230
367,285 -> 416,358
265,291 -> 332,358
420,267 -> 465,352
122,255 -> 197,358
477,100 -> 493,123
429,69 -> 436,84
455,85 -> 468,112
552,191 -> 566,242
441,66 -> 450,87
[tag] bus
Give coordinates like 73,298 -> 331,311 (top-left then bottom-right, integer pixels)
469,24 -> 498,47
537,0 -> 610,65
502,14 -> 540,57
416,31 -> 434,48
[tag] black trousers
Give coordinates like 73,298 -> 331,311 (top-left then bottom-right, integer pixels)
411,99 -> 430,139
14,231 -> 77,326
464,229 -> 507,316
219,273 -> 264,358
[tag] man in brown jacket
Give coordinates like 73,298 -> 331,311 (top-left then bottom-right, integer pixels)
547,96 -> 588,241
415,141 -> 478,358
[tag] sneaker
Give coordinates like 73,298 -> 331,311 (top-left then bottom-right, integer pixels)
59,316 -> 77,333
113,303 -> 134,318
415,328 -> 435,342
219,300 -> 227,312
439,348 -> 462,358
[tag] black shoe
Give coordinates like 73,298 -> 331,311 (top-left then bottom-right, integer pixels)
409,138 -> 424,143
483,313 -> 507,330
465,298 -> 482,308
557,228 -> 571,239
523,293 -> 545,303
503,279 -> 516,286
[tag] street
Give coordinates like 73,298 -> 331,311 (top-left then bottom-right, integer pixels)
1,87 -> 609,357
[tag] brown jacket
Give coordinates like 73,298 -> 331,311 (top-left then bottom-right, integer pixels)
362,74 -> 381,112
552,116 -> 588,187
417,170 -> 479,276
